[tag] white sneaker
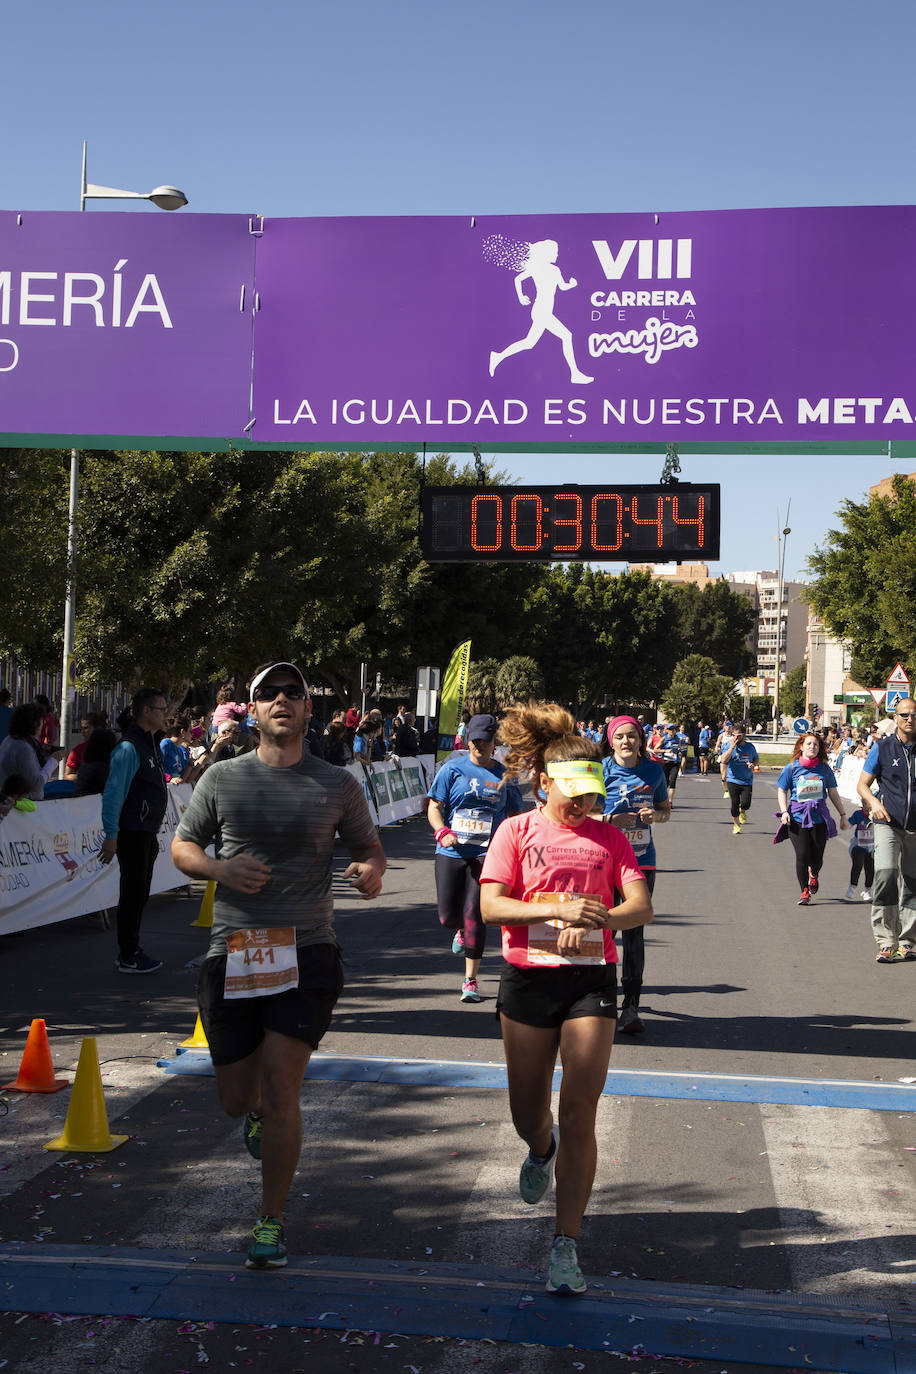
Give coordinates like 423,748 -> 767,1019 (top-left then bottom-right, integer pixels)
845,885 -> 858,901
860,889 -> 872,902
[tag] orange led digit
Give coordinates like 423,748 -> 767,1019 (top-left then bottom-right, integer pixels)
670,493 -> 704,545
630,494 -> 665,545
590,492 -> 623,552
471,492 -> 502,552
510,493 -> 542,552
553,491 -> 583,553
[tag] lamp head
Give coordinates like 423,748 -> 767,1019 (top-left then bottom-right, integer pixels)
148,185 -> 188,211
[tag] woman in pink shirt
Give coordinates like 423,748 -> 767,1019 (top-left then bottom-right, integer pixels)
480,702 -> 652,1297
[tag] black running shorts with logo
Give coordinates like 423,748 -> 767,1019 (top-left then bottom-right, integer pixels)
496,961 -> 618,1029
197,942 -> 344,1066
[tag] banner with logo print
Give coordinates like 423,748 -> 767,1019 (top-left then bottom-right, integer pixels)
0,785 -> 193,935
355,758 -> 432,826
251,206 -> 916,447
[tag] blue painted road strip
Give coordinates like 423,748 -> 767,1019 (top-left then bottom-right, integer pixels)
158,1049 -> 916,1112
0,1244 -> 913,1373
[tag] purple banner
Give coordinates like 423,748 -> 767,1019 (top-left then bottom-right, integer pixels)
251,207 -> 916,445
0,211 -> 254,441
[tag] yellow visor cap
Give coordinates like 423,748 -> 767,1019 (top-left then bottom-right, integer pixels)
546,759 -> 606,799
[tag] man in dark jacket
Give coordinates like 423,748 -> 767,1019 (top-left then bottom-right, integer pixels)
100,687 -> 169,973
857,697 -> 916,962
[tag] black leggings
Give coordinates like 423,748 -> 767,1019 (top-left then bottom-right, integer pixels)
435,853 -> 486,959
787,820 -> 828,891
620,868 -> 656,1006
850,848 -> 875,886
727,782 -> 752,819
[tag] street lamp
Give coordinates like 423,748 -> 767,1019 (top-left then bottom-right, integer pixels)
59,144 -> 188,770
771,503 -> 791,740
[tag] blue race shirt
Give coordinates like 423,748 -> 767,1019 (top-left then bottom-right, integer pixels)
725,741 -> 758,785
777,759 -> 837,822
602,756 -> 669,869
428,754 -> 522,858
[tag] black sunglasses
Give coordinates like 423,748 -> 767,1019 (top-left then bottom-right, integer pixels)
253,683 -> 307,702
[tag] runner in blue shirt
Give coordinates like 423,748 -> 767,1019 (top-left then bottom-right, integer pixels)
427,713 -> 524,1003
696,722 -> 712,776
776,732 -> 849,904
720,726 -> 759,835
601,715 -> 670,1035
676,724 -> 691,776
658,725 -> 682,805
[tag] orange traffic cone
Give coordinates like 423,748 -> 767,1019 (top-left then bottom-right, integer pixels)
3,1018 -> 68,1093
44,1036 -> 128,1153
180,1012 -> 209,1050
190,880 -> 215,928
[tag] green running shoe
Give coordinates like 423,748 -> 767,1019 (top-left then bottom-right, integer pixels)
243,1111 -> 263,1161
546,1234 -> 586,1294
246,1214 -> 287,1269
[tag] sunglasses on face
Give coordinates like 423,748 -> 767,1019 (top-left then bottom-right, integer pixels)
252,683 -> 307,702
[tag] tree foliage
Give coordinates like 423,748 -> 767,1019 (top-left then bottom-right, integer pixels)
522,566 -> 684,708
0,449 -> 70,669
806,475 -> 916,683
780,663 -> 808,718
660,654 -> 739,726
674,579 -> 756,677
495,655 -> 544,706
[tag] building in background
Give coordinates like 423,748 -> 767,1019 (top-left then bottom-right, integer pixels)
628,561 -> 714,587
869,470 -> 916,499
727,571 -> 808,684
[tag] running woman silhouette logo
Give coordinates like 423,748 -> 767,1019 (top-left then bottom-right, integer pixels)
484,236 -> 593,385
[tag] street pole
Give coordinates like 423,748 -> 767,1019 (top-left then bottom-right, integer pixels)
57,143 -> 187,774
771,504 -> 791,741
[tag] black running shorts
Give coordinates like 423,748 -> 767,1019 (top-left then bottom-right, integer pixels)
197,942 -> 344,1067
496,961 -> 618,1029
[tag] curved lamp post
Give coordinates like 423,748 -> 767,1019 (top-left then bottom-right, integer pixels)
60,144 -> 188,770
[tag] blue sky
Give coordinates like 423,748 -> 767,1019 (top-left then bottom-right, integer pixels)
5,0 -> 915,578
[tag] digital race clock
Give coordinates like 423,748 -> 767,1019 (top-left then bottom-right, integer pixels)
421,484 -> 720,562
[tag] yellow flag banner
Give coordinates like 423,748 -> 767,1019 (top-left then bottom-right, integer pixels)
436,639 -> 472,765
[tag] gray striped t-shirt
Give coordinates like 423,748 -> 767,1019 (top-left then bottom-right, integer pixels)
175,750 -> 379,957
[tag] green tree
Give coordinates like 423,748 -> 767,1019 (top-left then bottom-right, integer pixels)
673,579 -> 756,677
0,449 -> 70,668
807,475 -> 916,682
780,663 -> 808,718
660,654 -> 739,725
465,657 -> 500,713
495,655 -> 544,706
522,566 -> 682,709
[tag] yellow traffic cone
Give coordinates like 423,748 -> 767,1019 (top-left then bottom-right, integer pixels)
190,880 -> 215,928
44,1037 -> 128,1153
180,1012 -> 209,1050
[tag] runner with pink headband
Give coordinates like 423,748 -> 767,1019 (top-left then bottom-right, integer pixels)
600,715 -> 670,1036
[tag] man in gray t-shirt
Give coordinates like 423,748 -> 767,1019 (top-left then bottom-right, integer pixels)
172,661 -> 386,1271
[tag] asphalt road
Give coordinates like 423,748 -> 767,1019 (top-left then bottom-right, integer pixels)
0,770 -> 913,1373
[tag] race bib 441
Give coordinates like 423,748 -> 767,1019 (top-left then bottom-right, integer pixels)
224,927 -> 298,999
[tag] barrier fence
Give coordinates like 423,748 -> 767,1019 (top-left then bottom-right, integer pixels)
0,755 -> 439,936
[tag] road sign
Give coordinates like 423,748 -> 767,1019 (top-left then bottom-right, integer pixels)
793,717 -> 810,734
886,688 -> 907,711
887,662 -> 910,685
869,688 -> 887,706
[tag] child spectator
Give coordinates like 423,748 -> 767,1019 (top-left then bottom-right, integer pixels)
1,774 -> 37,821
845,805 -> 875,902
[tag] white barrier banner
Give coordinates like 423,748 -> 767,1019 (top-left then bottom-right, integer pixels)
0,785 -> 194,936
348,757 -> 433,827
835,753 -> 866,805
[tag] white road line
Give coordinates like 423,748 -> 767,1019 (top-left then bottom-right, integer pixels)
761,1103 -> 915,1306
